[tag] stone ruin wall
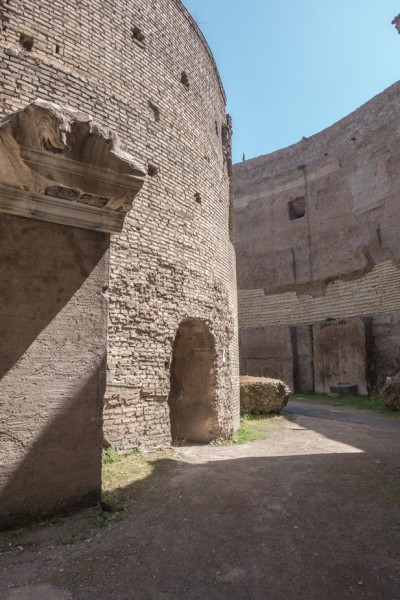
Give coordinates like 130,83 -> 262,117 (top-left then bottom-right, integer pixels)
0,0 -> 240,455
234,82 -> 400,395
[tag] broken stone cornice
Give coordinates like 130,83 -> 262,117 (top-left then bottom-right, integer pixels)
0,100 -> 146,233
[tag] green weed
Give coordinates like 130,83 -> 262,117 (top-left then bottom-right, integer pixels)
212,414 -> 286,446
0,515 -> 64,552
102,447 -> 123,464
100,493 -> 125,514
60,496 -> 125,545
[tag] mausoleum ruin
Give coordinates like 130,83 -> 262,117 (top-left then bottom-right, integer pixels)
2,0 -> 399,532
0,0 -> 239,528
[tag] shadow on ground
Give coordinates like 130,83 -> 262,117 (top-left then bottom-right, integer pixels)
1,413 -> 399,600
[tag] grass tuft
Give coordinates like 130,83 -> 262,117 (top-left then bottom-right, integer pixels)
100,493 -> 125,514
212,414 -> 286,446
102,448 -> 123,465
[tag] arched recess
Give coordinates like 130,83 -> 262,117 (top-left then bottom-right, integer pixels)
168,318 -> 220,443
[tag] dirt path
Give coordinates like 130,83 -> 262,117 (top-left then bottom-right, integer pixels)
1,405 -> 399,600
285,400 -> 400,429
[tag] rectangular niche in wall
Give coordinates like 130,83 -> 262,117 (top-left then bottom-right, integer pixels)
288,197 -> 306,220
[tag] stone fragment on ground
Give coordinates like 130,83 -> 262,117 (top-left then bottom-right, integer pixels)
380,372 -> 400,410
240,375 -> 290,414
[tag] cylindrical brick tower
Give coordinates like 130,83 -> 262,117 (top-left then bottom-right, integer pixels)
0,0 -> 239,455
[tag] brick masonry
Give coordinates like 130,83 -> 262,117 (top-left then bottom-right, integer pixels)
234,82 -> 400,395
0,1 -> 239,451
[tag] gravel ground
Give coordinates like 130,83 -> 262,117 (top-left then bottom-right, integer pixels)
1,404 -> 399,600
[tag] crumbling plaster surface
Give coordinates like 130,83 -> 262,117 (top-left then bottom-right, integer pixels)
0,214 -> 109,528
0,0 -> 239,452
234,82 -> 400,394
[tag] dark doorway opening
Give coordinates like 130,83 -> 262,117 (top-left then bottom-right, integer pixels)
168,318 -> 219,443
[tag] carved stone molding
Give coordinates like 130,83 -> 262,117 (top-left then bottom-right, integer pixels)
0,100 -> 146,233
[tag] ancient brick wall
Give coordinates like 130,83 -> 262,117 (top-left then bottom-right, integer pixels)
234,82 -> 400,395
0,0 -> 239,450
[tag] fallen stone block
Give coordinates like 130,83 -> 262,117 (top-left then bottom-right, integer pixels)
380,373 -> 400,411
240,376 -> 290,415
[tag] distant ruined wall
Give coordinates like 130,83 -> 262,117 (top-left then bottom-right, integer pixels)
0,0 -> 239,460
234,82 -> 400,395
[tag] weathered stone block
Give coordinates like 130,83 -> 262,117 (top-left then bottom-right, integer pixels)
380,373 -> 400,411
0,214 -> 109,529
240,376 -> 290,415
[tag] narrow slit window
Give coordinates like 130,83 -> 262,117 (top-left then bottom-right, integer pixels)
148,100 -> 160,122
180,71 -> 190,89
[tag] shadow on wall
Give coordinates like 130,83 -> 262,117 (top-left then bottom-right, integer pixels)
0,214 -> 108,378
168,318 -> 220,443
0,213 -> 109,529
0,365 -> 106,529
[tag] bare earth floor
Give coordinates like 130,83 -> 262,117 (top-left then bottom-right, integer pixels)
1,403 -> 399,600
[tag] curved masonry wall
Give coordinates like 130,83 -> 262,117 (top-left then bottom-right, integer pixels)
0,0 -> 239,451
234,82 -> 400,395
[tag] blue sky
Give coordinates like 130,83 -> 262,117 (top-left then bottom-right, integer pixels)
182,0 -> 400,164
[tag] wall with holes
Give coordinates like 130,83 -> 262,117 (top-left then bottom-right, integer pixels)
234,82 -> 400,395
0,0 -> 240,449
